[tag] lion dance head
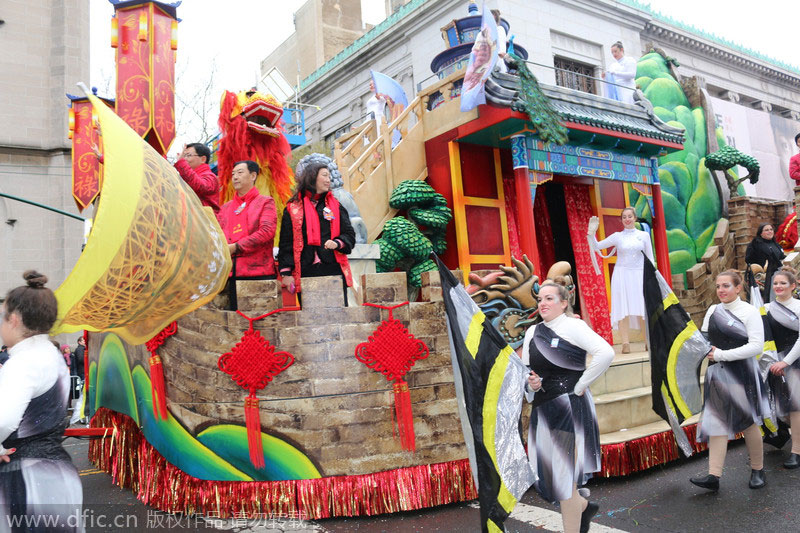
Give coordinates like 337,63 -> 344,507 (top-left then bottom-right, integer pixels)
217,89 -> 295,228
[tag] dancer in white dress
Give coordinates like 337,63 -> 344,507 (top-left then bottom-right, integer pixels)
587,207 -> 653,353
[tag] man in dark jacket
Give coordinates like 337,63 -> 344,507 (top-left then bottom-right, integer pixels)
174,143 -> 221,214
73,336 -> 85,379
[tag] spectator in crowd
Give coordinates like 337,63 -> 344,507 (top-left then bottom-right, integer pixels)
60,344 -> 73,374
73,336 -> 85,379
174,143 -> 221,214
69,337 -> 87,425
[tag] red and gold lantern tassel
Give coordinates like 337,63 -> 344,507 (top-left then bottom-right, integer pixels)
110,15 -> 118,48
68,107 -> 75,139
170,20 -> 178,50
393,380 -> 415,451
245,394 -> 265,469
149,354 -> 168,420
138,10 -> 148,41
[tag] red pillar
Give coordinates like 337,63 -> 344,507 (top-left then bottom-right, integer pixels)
513,166 -> 540,268
651,182 -> 672,286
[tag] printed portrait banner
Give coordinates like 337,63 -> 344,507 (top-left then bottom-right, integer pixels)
709,96 -> 800,202
460,2 -> 498,112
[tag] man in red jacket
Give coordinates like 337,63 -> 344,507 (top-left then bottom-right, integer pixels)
218,160 -> 277,279
790,133 -> 800,185
174,143 -> 221,214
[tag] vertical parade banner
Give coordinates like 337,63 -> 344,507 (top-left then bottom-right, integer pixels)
112,1 -> 178,156
68,93 -> 114,211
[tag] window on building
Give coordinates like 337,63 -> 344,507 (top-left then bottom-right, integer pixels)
554,56 -> 597,95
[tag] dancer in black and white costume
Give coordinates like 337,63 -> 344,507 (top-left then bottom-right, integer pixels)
765,267 -> 800,468
522,282 -> 614,533
691,270 -> 769,491
0,271 -> 83,531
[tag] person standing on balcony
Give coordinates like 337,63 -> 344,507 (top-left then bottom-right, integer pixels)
603,41 -> 637,104
587,207 -> 653,354
522,281 -> 614,533
174,143 -> 221,215
690,271 -> 767,491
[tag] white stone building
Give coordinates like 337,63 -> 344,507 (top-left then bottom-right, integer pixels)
263,0 -> 800,199
0,0 -> 89,297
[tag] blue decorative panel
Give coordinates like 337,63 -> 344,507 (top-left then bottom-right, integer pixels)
511,135 -> 528,169
446,27 -> 458,47
524,136 -> 655,184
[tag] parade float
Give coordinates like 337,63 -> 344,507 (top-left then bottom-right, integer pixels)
63,0 -> 799,521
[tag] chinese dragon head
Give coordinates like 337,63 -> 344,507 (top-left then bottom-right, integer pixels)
467,257 -> 576,348
217,89 -> 295,223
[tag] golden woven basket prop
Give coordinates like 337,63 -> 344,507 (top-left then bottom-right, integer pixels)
53,92 -> 232,344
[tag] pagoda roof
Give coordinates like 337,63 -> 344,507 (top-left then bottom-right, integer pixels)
486,71 -> 685,147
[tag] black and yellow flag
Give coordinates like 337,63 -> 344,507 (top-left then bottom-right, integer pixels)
643,256 -> 709,456
436,255 -> 534,533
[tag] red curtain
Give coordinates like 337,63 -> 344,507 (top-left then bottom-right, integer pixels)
533,186 -> 555,278
563,183 -> 613,344
502,177 -> 523,261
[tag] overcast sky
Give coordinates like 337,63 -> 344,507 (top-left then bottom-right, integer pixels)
88,0 -> 795,159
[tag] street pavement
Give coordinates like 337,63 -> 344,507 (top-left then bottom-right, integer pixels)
67,434 -> 799,532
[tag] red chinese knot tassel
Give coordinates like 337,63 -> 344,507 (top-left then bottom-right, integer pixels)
393,380 -> 415,451
149,355 -> 167,420
145,322 -> 177,420
245,394 -> 265,469
218,308 -> 297,469
355,302 -> 429,452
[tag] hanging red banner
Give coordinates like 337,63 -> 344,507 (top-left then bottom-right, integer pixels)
68,96 -> 114,211
113,2 -> 177,155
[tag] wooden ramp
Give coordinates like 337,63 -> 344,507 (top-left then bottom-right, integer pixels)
334,70 -> 477,242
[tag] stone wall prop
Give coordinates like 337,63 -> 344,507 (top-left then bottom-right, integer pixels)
90,271 -> 467,479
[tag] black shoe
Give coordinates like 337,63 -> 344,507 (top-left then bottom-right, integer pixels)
784,453 -> 800,469
579,501 -> 599,533
690,474 -> 719,491
749,469 -> 766,489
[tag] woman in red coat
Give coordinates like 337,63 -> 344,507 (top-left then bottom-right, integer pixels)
218,160 -> 278,280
